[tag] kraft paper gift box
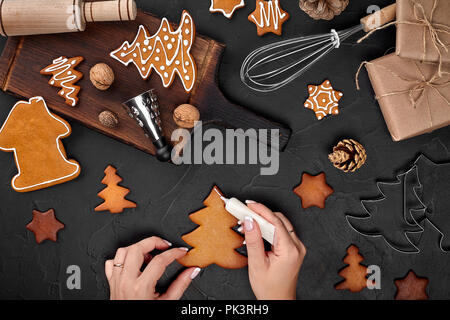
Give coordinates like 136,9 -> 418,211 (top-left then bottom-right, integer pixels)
363,53 -> 450,141
396,0 -> 450,67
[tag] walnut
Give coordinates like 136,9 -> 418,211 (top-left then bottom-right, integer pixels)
99,110 -> 119,128
173,104 -> 200,128
90,63 -> 115,90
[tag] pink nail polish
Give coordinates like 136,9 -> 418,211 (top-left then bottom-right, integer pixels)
245,200 -> 257,204
190,267 -> 201,279
179,247 -> 189,251
244,216 -> 254,231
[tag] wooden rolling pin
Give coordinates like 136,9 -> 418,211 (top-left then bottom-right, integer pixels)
0,0 -> 137,36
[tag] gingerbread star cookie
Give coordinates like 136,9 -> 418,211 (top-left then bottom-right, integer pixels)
293,172 -> 334,209
395,270 -> 429,300
110,10 -> 197,93
304,80 -> 343,120
210,0 -> 245,19
40,56 -> 84,107
248,0 -> 289,36
26,209 -> 65,244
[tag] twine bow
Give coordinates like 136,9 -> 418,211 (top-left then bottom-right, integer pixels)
356,60 -> 450,128
358,0 -> 450,77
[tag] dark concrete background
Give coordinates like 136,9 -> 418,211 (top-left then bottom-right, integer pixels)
0,0 -> 449,300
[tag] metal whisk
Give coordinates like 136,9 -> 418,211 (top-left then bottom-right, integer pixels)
241,4 -> 396,93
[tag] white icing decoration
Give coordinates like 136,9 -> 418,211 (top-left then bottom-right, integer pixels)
250,0 -> 287,31
168,44 -> 173,50
144,39 -> 149,45
0,97 -> 80,192
42,57 -> 80,107
209,0 -> 245,19
109,11 -> 197,92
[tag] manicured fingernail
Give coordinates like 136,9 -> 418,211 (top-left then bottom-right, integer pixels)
243,240 -> 246,245
163,240 -> 172,246
237,226 -> 243,233
244,216 -> 254,231
245,200 -> 257,204
179,247 -> 189,251
190,267 -> 201,280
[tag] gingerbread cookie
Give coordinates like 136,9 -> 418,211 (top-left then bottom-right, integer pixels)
40,56 -> 84,107
26,209 -> 65,244
210,0 -> 245,19
395,271 -> 429,300
177,186 -> 248,269
335,245 -> 368,293
95,165 -> 136,214
304,80 -> 343,120
0,97 -> 81,192
248,0 -> 289,36
293,172 -> 334,209
110,10 -> 197,93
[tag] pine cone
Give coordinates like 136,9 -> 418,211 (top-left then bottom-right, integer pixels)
329,139 -> 367,173
299,0 -> 349,20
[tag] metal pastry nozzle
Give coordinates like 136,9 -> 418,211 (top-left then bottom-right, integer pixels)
122,89 -> 171,162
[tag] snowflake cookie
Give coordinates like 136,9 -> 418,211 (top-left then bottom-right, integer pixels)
304,79 -> 343,120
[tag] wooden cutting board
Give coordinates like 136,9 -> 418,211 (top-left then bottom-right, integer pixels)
0,9 -> 291,159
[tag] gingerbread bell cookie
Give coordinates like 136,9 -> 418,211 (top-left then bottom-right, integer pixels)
178,186 -> 248,269
248,0 -> 289,36
210,0 -> 245,19
0,97 -> 81,192
40,56 -> 84,107
110,10 -> 197,93
304,79 -> 343,120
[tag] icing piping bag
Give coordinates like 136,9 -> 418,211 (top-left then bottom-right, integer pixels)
221,197 -> 275,245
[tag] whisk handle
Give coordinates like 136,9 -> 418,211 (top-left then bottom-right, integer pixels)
360,3 -> 396,32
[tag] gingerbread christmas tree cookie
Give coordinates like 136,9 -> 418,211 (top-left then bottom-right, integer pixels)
293,172 -> 334,209
248,0 -> 290,36
304,80 -> 343,120
210,0 -> 245,19
95,165 -> 137,214
26,209 -> 65,244
177,186 -> 248,269
335,245 -> 367,292
110,10 -> 197,93
40,56 -> 84,107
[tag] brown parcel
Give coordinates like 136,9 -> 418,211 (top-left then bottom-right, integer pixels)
365,53 -> 450,141
396,0 -> 450,67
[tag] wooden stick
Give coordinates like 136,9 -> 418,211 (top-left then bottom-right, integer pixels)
361,3 -> 396,32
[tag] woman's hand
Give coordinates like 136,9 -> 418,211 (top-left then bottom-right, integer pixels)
242,201 -> 306,300
105,236 -> 201,300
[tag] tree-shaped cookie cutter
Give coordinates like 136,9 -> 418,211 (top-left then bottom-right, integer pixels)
412,155 -> 450,253
346,165 -> 427,254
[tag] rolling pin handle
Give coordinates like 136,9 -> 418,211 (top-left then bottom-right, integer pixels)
83,0 -> 137,23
